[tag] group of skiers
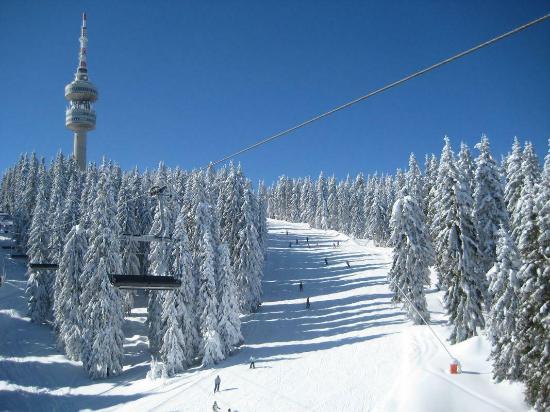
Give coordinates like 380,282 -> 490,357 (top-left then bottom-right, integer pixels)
212,401 -> 233,412
211,232 -> 351,410
211,356 -> 257,411
298,281 -> 311,309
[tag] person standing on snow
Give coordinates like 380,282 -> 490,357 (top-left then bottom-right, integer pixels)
306,297 -> 311,309
249,356 -> 256,369
299,281 -> 303,292
214,375 -> 221,393
324,258 -> 328,265
213,401 -> 221,411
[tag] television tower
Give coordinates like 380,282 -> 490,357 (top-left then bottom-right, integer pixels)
65,13 -> 98,170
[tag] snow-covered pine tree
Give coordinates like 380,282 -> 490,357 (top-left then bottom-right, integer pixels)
159,198 -> 196,377
431,137 -> 456,288
457,142 -> 475,194
315,172 -> 329,230
302,177 -> 317,226
195,201 -> 224,366
405,153 -> 423,201
217,243 -> 243,355
61,166 -> 81,234
487,226 -> 522,382
473,135 -> 508,273
147,162 -> 174,355
159,288 -> 187,377
521,141 -> 541,186
53,224 -> 88,360
79,164 -> 98,230
504,137 -> 523,220
390,172 -> 403,206
47,152 -> 69,266
388,189 -> 433,324
12,154 -> 29,250
338,176 -> 352,234
256,181 -> 269,256
424,153 -> 438,224
441,152 -> 486,344
290,180 -> 301,222
219,162 -> 244,264
26,164 -> 52,323
350,174 -> 365,238
368,179 -> 389,246
327,176 -> 339,230
18,153 -> 39,250
513,154 -> 549,409
117,173 -> 141,313
169,203 -> 199,364
527,140 -> 550,411
80,161 -> 125,379
235,181 -> 264,313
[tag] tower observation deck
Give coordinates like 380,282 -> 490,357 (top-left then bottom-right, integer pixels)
65,13 -> 98,170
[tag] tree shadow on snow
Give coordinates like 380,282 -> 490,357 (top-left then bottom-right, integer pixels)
0,389 -> 145,412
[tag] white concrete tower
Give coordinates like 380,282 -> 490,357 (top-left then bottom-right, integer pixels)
65,12 -> 98,170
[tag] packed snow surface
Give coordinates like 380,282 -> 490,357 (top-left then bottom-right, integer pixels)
0,220 -> 528,411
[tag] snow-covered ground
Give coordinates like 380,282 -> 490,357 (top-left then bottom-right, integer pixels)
0,219 -> 528,411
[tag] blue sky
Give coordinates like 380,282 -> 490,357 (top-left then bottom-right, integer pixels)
1,1 -> 549,183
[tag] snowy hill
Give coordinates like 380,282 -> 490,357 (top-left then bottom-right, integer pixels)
0,219 -> 528,411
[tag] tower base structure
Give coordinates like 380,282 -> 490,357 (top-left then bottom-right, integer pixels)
74,132 -> 87,170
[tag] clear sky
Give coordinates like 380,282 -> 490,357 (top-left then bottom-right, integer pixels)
1,1 -> 549,184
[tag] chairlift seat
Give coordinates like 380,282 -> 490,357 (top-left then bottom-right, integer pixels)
109,274 -> 181,290
29,263 -> 59,270
10,254 -> 28,259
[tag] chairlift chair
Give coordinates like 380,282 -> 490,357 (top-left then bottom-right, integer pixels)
110,184 -> 181,290
109,274 -> 181,290
29,263 -> 59,270
10,253 -> 28,259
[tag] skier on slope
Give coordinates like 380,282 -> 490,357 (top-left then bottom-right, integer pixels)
324,258 -> 328,265
213,401 -> 221,411
214,375 -> 221,393
249,356 -> 256,369
299,281 -> 303,292
306,297 -> 311,309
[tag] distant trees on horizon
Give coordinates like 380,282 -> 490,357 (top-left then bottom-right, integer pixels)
266,135 -> 549,411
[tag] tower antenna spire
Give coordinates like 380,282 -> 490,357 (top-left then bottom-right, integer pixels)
77,11 -> 88,79
65,12 -> 98,170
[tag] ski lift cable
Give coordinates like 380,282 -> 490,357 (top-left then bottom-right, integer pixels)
209,12 -> 550,168
14,13 -> 550,264
389,277 -> 456,362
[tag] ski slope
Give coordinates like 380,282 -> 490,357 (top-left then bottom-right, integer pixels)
0,219 -> 528,411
